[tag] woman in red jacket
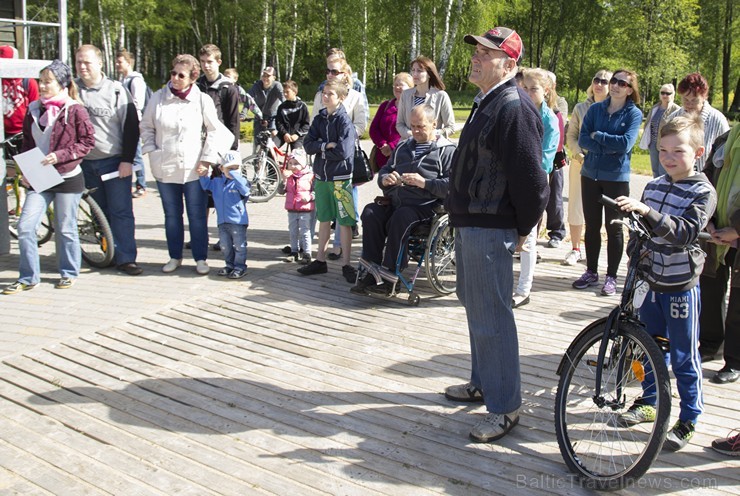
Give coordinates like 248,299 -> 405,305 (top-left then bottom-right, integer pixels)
369,72 -> 413,170
3,60 -> 95,295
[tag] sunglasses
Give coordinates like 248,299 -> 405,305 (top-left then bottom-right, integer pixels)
325,68 -> 342,76
170,71 -> 188,80
609,77 -> 632,88
592,77 -> 609,86
660,91 -> 673,96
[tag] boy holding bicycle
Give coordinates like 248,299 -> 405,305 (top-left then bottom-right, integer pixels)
615,115 -> 717,451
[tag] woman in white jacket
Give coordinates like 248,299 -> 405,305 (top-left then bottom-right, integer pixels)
140,54 -> 231,275
396,56 -> 455,139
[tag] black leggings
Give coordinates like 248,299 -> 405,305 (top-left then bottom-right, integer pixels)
581,176 -> 629,277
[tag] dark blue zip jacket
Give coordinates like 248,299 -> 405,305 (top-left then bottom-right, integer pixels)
578,97 -> 642,182
304,104 -> 356,181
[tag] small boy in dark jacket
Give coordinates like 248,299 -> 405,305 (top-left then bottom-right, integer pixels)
614,115 -> 717,451
299,79 -> 357,282
275,80 -> 310,150
199,151 -> 250,279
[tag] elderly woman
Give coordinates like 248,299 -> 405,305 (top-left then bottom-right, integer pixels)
573,69 -> 643,297
667,73 -> 730,172
396,56 -> 455,139
369,72 -> 413,170
563,69 -> 612,266
140,54 -> 231,275
639,83 -> 681,177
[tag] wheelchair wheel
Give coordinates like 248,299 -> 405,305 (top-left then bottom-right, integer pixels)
424,214 -> 456,295
78,194 -> 115,268
554,320 -> 671,489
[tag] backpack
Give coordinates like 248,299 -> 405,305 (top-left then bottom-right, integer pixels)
123,74 -> 153,109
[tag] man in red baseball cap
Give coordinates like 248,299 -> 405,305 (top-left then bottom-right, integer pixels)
443,27 -> 548,443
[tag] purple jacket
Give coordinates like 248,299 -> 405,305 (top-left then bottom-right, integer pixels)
21,100 -> 95,175
368,98 -> 401,169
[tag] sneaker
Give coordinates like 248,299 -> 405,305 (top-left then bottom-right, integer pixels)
512,293 -> 530,308
342,264 -> 358,283
55,277 -> 75,289
367,279 -> 399,295
195,260 -> 210,275
217,267 -> 232,277
563,249 -> 583,266
132,188 -> 146,198
162,258 -> 182,273
547,238 -> 561,248
284,252 -> 299,263
615,401 -> 656,427
664,419 -> 695,451
300,253 -> 312,265
350,273 -> 376,295
710,365 -> 739,384
3,281 -> 36,295
352,225 -> 360,239
444,382 -> 484,403
281,245 -> 293,254
572,269 -> 599,289
327,249 -> 342,261
212,242 -> 221,251
117,262 -> 143,276
601,275 -> 618,296
228,268 -> 247,279
469,410 -> 520,443
711,430 -> 740,457
297,260 -> 328,275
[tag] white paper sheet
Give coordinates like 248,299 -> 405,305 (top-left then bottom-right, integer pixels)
100,164 -> 143,181
13,147 -> 64,192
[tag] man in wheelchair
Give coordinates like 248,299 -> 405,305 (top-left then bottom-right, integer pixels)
351,105 -> 456,295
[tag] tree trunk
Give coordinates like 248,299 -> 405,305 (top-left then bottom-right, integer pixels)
323,0 -> 330,51
361,0 -> 367,84
721,0 -> 733,113
729,75 -> 740,113
261,0 -> 268,71
437,0 -> 462,77
78,0 -> 84,49
409,2 -> 418,62
97,0 -> 112,73
287,0 -> 297,79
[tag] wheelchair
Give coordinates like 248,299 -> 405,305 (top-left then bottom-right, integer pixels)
357,208 -> 456,306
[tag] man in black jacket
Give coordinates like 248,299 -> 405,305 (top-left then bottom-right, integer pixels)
248,66 -> 284,150
196,44 -> 240,151
442,27 -> 548,443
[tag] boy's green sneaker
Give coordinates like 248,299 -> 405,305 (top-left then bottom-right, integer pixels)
2,281 -> 36,295
615,401 -> 657,427
664,419 -> 695,451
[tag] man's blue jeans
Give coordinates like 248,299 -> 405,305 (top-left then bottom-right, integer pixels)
81,156 -> 138,265
456,226 -> 522,414
156,180 -> 209,262
18,190 -> 82,284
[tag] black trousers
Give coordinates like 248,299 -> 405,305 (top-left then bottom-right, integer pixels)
581,176 -> 630,277
360,202 -> 436,271
699,248 -> 740,368
546,167 -> 566,241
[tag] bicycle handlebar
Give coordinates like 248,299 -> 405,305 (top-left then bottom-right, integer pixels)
599,194 -> 620,212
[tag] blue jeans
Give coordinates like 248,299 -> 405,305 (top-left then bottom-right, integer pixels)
133,142 -> 146,190
218,222 -> 248,271
649,143 -> 667,178
157,180 -> 208,262
456,226 -> 521,414
81,157 -> 138,265
18,189 -> 82,284
288,211 -> 312,254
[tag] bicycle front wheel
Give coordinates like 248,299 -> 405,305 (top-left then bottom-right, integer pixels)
241,152 -> 280,203
77,194 -> 115,268
554,320 -> 671,490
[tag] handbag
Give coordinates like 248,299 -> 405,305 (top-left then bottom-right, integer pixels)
352,140 -> 374,184
368,145 -> 379,173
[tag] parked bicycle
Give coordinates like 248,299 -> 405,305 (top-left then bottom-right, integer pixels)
241,129 -> 288,203
4,133 -> 115,268
554,195 -> 710,489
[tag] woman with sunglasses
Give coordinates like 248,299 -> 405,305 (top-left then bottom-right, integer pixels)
639,83 -> 680,177
140,54 -> 232,275
563,69 -> 612,266
667,73 -> 730,172
573,69 -> 642,297
396,56 -> 456,139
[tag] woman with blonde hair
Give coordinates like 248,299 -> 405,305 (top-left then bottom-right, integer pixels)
396,56 -> 455,139
369,72 -> 413,170
639,83 -> 680,177
562,69 -> 612,266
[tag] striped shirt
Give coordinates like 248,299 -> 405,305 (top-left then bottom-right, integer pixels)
413,95 -> 426,107
636,173 -> 717,292
667,105 -> 730,171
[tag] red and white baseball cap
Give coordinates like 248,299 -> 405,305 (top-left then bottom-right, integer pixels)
464,27 -> 523,62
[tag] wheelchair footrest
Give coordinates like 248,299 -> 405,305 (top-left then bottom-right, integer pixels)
358,258 -> 400,286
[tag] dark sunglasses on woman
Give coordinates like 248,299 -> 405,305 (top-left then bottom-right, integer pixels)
660,91 -> 673,96
592,77 -> 609,86
325,68 -> 342,76
170,71 -> 188,80
609,77 -> 631,88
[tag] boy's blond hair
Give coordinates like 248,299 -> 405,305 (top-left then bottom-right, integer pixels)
324,79 -> 348,99
660,115 -> 705,151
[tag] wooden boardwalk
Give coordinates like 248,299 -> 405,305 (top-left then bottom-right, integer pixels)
0,153 -> 738,495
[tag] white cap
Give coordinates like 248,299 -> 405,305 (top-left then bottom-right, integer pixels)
221,151 -> 241,168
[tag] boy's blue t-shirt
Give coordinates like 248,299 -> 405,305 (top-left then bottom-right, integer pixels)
199,171 -> 250,225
